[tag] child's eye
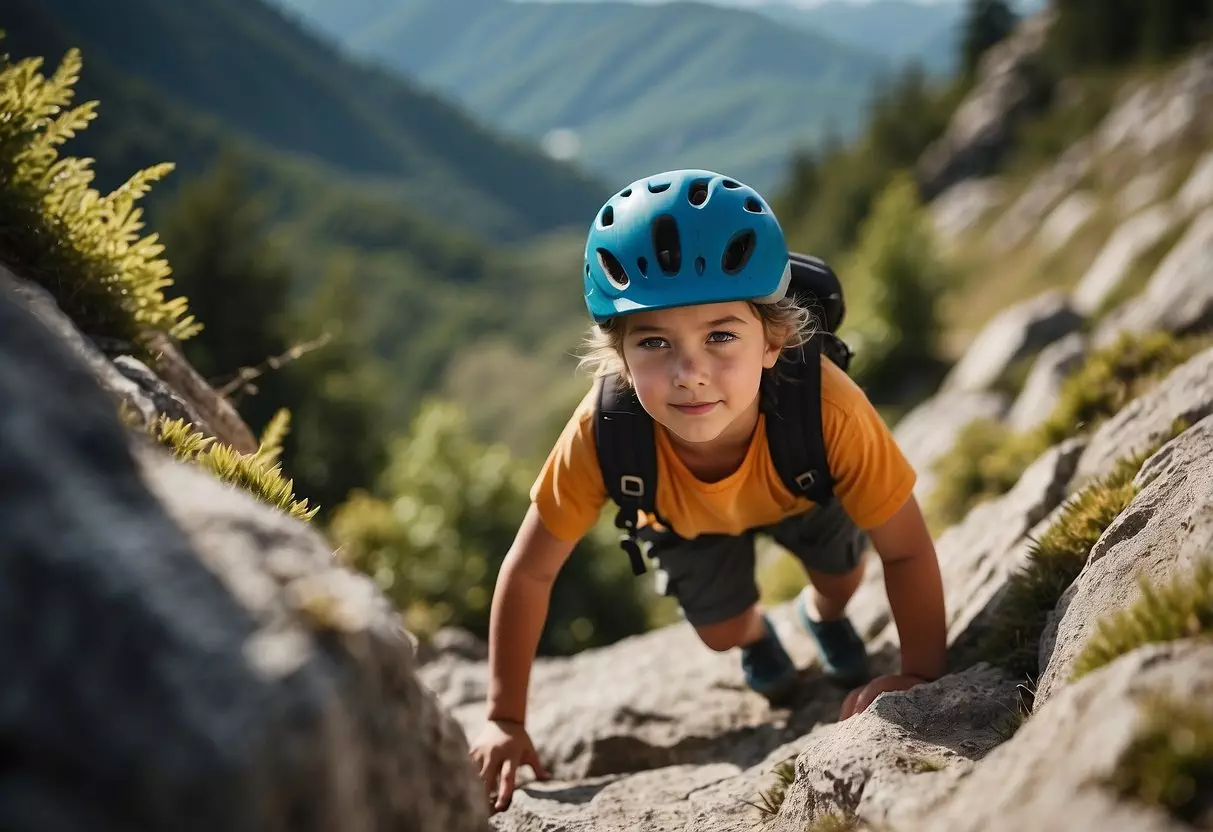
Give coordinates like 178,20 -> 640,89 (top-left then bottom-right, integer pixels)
638,337 -> 669,349
707,331 -> 738,344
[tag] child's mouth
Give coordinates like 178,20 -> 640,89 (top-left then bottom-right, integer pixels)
671,401 -> 719,415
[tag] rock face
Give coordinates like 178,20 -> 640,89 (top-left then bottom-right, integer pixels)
1006,332 -> 1087,432
941,289 -> 1084,394
892,391 -> 1008,500
1038,415 -> 1213,705
917,9 -> 1056,201
1095,207 -> 1213,344
0,283 -> 489,830
1071,203 -> 1179,316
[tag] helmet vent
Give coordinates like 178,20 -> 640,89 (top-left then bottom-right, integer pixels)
744,197 -> 763,213
722,179 -> 741,189
721,230 -> 756,275
648,181 -> 671,194
694,256 -> 706,276
688,179 -> 710,206
637,257 -> 648,277
600,206 -> 614,227
597,248 -> 630,289
619,188 -> 632,197
651,215 -> 681,275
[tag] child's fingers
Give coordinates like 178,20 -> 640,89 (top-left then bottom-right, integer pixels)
525,745 -> 551,780
496,755 -> 519,811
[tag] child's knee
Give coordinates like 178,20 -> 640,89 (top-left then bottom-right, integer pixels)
694,605 -> 761,652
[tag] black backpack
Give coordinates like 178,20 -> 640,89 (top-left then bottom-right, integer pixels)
593,252 -> 855,576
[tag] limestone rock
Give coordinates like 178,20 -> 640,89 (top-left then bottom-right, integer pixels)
1037,415 -> 1213,705
1176,149 -> 1213,216
892,391 -> 1008,500
1037,190 -> 1097,253
1096,45 -> 1213,160
924,641 -> 1213,832
1071,203 -> 1179,317
1006,333 -> 1087,433
1095,207 -> 1213,344
1071,345 -> 1213,487
929,178 -> 1005,243
0,283 -> 489,832
768,664 -> 1023,832
942,289 -> 1084,395
917,10 -> 1055,200
987,139 -> 1095,252
1117,168 -> 1169,218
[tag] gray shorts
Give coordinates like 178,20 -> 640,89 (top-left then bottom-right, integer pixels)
647,501 -> 866,628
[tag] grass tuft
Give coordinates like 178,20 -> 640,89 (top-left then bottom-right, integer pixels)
152,410 -> 318,521
926,330 -> 1210,529
1071,559 -> 1213,681
1108,694 -> 1213,827
741,759 -> 797,820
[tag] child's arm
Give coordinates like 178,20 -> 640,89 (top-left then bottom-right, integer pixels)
486,503 -> 578,724
470,503 -> 577,811
841,493 -> 947,718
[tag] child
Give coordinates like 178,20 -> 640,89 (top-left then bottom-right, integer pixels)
468,169 -> 947,812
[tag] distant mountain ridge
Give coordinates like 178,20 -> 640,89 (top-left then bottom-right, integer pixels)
2,0 -> 606,241
274,0 -> 898,190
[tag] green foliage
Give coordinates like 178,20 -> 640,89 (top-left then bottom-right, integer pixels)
153,412 -> 318,522
839,173 -> 951,402
1071,559 -> 1213,681
742,759 -> 796,819
973,458 -> 1144,677
926,331 -> 1210,528
809,811 -> 860,832
1047,0 -> 1213,72
0,39 -> 196,346
329,401 -> 653,656
776,63 -> 965,262
960,0 -> 1018,77
925,418 -> 1034,530
1108,694 -> 1213,827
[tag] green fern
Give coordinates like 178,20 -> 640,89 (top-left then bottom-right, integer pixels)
0,38 -> 197,346
1071,559 -> 1213,681
153,415 -> 317,522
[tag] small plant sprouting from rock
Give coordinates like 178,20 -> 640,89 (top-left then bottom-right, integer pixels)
975,467 -> 1139,677
808,810 -> 859,831
993,682 -> 1036,743
1107,694 -> 1213,827
971,420 -> 1189,678
742,759 -> 796,820
907,755 -> 946,773
1070,558 -> 1213,681
153,410 -> 318,521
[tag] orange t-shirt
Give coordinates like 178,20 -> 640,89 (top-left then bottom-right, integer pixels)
530,357 -> 917,542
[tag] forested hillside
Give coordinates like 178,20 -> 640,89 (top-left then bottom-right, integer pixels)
274,0 -> 888,190
1,0 -> 604,240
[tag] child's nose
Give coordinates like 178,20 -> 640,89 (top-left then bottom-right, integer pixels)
673,352 -> 709,386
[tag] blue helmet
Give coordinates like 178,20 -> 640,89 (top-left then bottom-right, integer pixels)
582,169 -> 791,323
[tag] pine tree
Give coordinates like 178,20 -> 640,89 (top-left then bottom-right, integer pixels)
960,0 -> 1018,77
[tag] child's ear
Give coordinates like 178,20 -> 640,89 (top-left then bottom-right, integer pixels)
762,335 -> 783,369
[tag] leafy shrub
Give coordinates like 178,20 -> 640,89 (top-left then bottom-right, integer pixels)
329,400 -> 653,656
0,39 -> 196,347
840,173 -> 951,402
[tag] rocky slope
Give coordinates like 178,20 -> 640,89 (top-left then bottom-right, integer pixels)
3,12 -> 1212,832
0,265 -> 492,830
409,20 -> 1213,832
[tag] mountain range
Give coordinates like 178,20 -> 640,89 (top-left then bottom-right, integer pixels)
273,0 -> 962,190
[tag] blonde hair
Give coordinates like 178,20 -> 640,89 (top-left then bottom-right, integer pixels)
576,294 -> 818,382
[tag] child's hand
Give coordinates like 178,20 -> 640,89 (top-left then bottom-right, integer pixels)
838,674 -> 927,721
469,719 -> 551,813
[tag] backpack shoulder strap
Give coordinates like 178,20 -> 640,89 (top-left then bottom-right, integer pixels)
594,374 -> 658,575
764,337 -> 837,506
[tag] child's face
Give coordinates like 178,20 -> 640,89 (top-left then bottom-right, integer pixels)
621,301 -> 781,446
